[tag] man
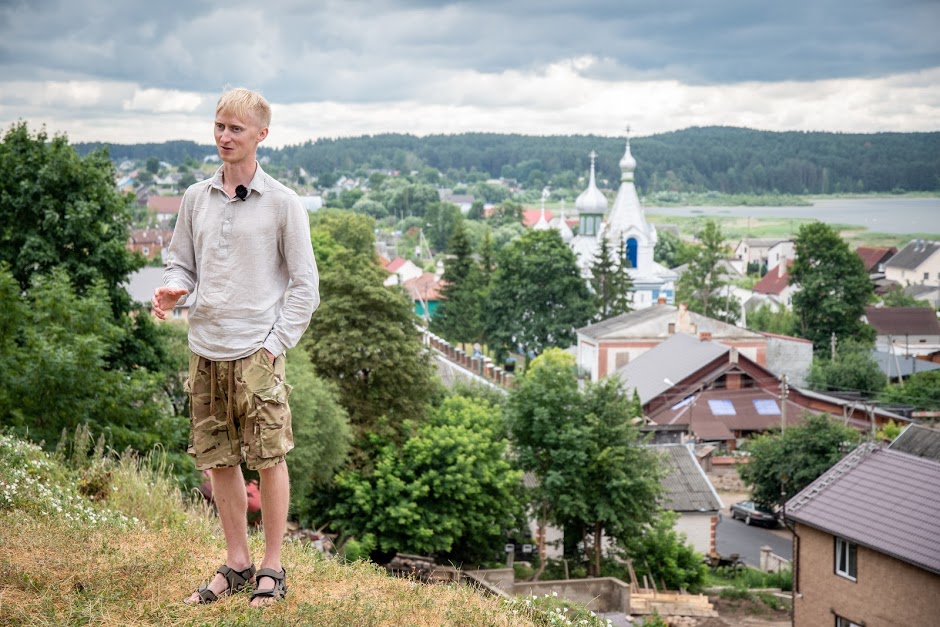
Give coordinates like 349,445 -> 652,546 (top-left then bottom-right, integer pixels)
152,87 -> 318,607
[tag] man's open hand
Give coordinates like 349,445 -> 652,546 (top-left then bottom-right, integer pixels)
151,286 -> 187,320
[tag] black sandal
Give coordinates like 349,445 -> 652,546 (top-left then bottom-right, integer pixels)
188,563 -> 256,604
249,567 -> 288,605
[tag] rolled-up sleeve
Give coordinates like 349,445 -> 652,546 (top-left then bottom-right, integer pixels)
262,195 -> 319,357
163,189 -> 198,302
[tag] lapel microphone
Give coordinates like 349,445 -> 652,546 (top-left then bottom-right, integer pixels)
235,185 -> 248,201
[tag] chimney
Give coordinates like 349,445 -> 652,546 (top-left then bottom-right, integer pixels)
657,295 -> 668,305
668,322 -> 676,334
699,331 -> 712,341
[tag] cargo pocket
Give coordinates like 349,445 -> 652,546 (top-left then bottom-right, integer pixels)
252,381 -> 294,458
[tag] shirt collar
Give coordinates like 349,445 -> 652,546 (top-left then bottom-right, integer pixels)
209,161 -> 268,197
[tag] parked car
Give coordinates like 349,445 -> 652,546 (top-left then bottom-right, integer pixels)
729,500 -> 779,527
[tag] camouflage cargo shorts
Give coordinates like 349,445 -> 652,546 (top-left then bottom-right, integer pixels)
185,349 -> 294,471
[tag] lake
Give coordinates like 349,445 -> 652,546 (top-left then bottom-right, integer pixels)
646,197 -> 940,235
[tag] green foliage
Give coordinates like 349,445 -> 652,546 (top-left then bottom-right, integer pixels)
0,123 -> 143,314
311,209 -> 377,261
331,396 -> 524,565
432,220 -> 486,344
488,200 -> 524,227
790,222 -> 874,350
0,268 -> 186,458
876,419 -> 904,443
424,201 -> 463,253
738,415 -> 860,509
386,183 -> 439,219
676,220 -> 740,323
303,252 -> 436,449
350,197 -> 389,219
617,512 -> 707,593
746,303 -> 797,336
879,370 -> 940,411
807,339 -> 885,395
507,350 -> 661,576
285,346 -> 353,527
590,237 -> 634,320
485,230 -> 593,360
654,229 -> 695,269
880,284 -> 932,308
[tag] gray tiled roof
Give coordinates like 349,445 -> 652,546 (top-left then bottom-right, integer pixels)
886,240 -> 940,271
889,424 -> 940,462
614,333 -> 728,404
786,444 -> 940,575
652,444 -> 723,512
577,305 -> 763,341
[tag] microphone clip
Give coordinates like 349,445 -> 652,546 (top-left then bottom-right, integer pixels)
235,185 -> 248,201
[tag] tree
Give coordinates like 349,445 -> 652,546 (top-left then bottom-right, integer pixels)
285,346 -> 353,527
806,339 -> 885,396
423,201 -> 463,253
303,251 -> 436,451
746,303 -> 797,336
0,123 -> 174,374
505,349 -> 584,579
880,284 -> 931,308
790,222 -> 874,350
0,268 -> 184,458
387,183 -> 439,219
506,349 -> 662,577
488,200 -> 524,227
616,511 -> 708,593
570,377 -> 662,576
676,220 -> 740,323
590,236 -> 634,320
738,415 -> 860,510
485,230 -> 593,360
432,221 -> 485,344
0,124 -> 142,304
311,209 -> 377,260
331,396 -> 524,564
653,229 -> 694,269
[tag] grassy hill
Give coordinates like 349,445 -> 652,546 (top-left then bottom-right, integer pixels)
0,432 -> 606,626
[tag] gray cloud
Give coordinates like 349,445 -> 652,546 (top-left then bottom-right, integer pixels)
2,0 -> 938,106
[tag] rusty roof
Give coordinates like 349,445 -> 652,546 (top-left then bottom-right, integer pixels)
786,444 -> 940,575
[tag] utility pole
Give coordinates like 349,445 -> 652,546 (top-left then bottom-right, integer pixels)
780,375 -> 789,433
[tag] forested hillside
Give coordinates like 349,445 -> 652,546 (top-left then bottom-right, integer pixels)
76,126 -> 940,194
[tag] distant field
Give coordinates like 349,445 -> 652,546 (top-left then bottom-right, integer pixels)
645,213 -> 931,248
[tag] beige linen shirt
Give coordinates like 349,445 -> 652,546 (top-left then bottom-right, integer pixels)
163,164 -> 319,361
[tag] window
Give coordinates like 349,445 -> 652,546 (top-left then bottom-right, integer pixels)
925,272 -> 931,280
835,537 -> 857,580
835,616 -> 862,627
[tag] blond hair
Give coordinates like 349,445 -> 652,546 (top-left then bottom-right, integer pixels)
215,87 -> 271,129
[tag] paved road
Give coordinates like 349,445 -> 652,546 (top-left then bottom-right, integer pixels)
716,510 -> 792,567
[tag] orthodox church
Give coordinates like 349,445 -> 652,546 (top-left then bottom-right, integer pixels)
563,132 -> 677,308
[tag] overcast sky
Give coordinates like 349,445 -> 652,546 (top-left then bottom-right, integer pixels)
1,0 -> 938,147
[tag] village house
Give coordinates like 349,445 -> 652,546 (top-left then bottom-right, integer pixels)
127,228 -> 174,262
884,239 -> 940,286
614,332 -> 905,449
785,431 -> 940,626
146,195 -> 183,226
864,306 -> 940,358
732,238 -> 794,274
652,443 -> 723,556
748,260 -> 796,311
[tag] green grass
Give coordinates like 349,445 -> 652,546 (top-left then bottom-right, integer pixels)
0,432 -> 610,627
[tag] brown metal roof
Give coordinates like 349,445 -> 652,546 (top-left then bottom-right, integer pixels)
865,306 -> 940,336
856,246 -> 896,272
786,445 -> 940,575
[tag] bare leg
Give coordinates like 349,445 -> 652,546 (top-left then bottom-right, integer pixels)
185,465 -> 252,604
250,460 -> 290,607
